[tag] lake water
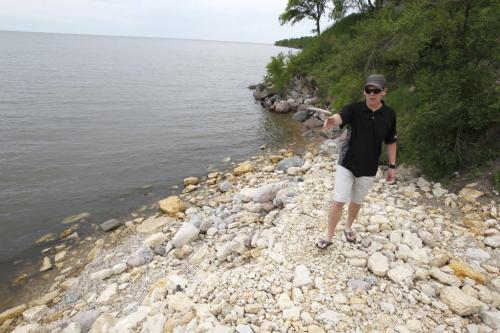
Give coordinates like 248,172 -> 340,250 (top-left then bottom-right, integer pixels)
0,31 -> 303,291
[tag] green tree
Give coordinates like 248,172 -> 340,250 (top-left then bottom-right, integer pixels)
279,0 -> 331,35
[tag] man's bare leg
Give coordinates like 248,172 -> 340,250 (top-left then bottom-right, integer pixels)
325,201 -> 344,241
345,201 -> 361,231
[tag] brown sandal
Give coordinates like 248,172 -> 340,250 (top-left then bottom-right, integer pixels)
315,239 -> 333,249
344,230 -> 356,243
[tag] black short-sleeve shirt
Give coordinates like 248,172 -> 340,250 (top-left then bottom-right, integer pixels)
338,101 -> 397,177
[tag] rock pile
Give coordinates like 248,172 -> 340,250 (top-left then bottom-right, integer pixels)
2,146 -> 499,333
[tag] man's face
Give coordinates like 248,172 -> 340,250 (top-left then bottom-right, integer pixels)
364,85 -> 387,104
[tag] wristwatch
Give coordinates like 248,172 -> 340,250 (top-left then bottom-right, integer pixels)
389,164 -> 397,169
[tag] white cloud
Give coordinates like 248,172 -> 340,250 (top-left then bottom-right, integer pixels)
0,0 -> 322,43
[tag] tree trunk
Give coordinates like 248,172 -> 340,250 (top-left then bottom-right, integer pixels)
316,2 -> 321,35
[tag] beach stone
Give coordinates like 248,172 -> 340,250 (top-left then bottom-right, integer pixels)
449,260 -> 486,284
235,324 -> 253,333
183,177 -> 199,186
293,265 -> 312,287
167,293 -> 194,313
55,250 -> 67,263
275,100 -> 290,113
348,278 -> 372,291
31,290 -> 59,307
112,263 -> 127,275
100,219 -> 121,232
466,248 -> 491,262
89,313 -> 117,332
171,223 -> 200,248
307,325 -> 326,333
244,304 -> 263,315
430,267 -> 462,286
40,257 -> 52,272
90,268 -> 114,280
316,310 -> 343,325
273,187 -> 298,207
159,196 -> 186,216
63,323 -> 81,333
61,212 -> 90,225
282,306 -> 301,320
22,306 -> 48,323
430,251 -> 449,267
440,286 -> 483,316
484,235 -> 500,248
252,181 -> 287,203
144,232 -> 169,248
367,252 -> 389,277
277,293 -> 294,310
35,233 -> 55,244
408,248 -> 429,265
96,283 -> 118,305
126,246 -> 154,267
459,187 -> 484,203
277,157 -> 304,171
218,181 -> 232,192
140,314 -> 167,333
237,188 -> 256,202
233,163 -> 254,176
136,216 -> 173,233
387,264 -> 414,285
11,324 -> 46,333
292,110 -> 311,122
60,278 -> 79,291
0,304 -> 27,325
481,311 -> 500,329
71,309 -> 101,332
111,306 -> 149,332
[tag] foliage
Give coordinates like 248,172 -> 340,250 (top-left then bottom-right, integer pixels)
267,0 -> 500,178
279,0 -> 331,35
494,170 -> 500,193
265,53 -> 292,95
275,36 -> 314,49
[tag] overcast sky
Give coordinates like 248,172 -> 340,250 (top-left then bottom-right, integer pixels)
0,0 -> 332,43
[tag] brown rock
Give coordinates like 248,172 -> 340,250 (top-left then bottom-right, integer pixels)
269,155 -> 284,163
183,177 -> 199,186
449,260 -> 487,284
459,187 -> 484,203
159,196 -> 186,216
233,163 -> 254,176
0,304 -> 27,325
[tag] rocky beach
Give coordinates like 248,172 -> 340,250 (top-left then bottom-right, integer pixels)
1,135 -> 499,332
1,78 -> 499,333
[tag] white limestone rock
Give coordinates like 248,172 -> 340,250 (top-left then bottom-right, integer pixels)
440,286 -> 483,316
367,252 -> 389,277
293,265 -> 312,287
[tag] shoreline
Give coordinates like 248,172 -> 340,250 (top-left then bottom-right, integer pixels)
1,135 -> 499,332
0,125 -> 313,312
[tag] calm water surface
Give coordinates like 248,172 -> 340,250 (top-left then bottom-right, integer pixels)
0,31 -> 303,300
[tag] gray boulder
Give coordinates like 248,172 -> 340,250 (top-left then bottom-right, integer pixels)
100,219 -> 121,232
126,246 -> 154,267
292,111 -> 312,122
277,157 -> 304,171
171,223 -> 200,248
70,309 -> 101,332
252,182 -> 288,203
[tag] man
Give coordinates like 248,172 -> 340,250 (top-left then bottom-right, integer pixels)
316,74 -> 397,248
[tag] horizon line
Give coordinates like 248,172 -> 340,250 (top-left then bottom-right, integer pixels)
0,29 -> 295,47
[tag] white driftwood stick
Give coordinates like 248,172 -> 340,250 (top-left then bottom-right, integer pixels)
307,106 -> 333,116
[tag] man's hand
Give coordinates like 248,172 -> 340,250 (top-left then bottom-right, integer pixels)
386,168 -> 396,182
323,114 -> 341,129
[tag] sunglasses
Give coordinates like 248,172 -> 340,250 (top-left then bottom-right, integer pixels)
364,87 -> 383,95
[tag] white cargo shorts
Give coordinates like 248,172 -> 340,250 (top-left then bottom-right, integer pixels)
332,165 -> 374,204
